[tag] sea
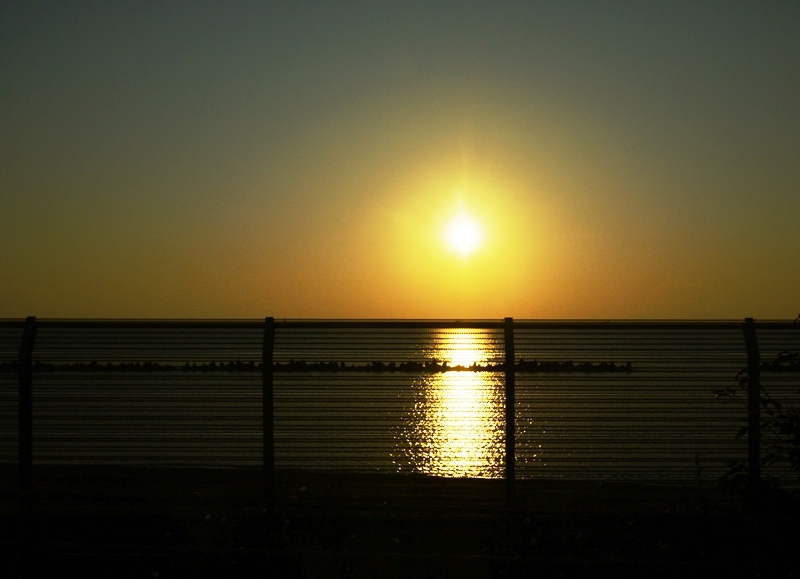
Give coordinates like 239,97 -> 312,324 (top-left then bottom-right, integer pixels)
1,321 -> 798,483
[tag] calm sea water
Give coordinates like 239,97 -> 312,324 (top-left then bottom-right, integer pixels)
5,324 -> 796,481
274,329 -> 507,478
272,327 -> 760,481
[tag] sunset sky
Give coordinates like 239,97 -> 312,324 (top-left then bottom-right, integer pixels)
2,2 -> 798,319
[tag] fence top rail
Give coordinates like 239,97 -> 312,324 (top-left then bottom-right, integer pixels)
514,320 -> 799,330
0,318 -> 797,330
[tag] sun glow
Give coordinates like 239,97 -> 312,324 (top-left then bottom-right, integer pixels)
444,213 -> 483,257
380,171 -> 543,315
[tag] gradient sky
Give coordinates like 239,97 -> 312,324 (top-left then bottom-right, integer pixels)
2,1 -> 799,319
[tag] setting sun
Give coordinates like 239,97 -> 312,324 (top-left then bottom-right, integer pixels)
444,213 -> 483,257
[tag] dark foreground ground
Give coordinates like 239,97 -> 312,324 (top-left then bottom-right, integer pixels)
1,466 -> 798,578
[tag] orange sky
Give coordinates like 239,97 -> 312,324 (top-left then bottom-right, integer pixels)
2,3 -> 798,319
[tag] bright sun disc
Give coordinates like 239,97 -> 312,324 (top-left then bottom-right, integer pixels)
445,214 -> 483,257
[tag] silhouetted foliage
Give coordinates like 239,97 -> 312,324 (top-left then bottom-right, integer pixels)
716,351 -> 800,489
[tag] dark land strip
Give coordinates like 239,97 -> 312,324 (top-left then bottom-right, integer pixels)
0,359 -> 634,374
2,466 -> 798,578
4,356 -> 798,374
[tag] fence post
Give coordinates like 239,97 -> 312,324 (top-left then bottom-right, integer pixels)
18,316 -> 37,491
504,317 -> 515,506
742,318 -> 760,489
263,317 -> 275,497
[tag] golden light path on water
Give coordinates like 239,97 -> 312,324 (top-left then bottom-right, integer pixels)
402,330 -> 504,478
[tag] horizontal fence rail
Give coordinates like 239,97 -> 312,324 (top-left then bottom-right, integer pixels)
1,318 -> 798,493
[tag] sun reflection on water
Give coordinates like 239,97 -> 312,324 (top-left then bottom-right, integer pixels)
399,330 -> 504,478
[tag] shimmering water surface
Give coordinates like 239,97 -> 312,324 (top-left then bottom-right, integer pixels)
400,331 -> 504,478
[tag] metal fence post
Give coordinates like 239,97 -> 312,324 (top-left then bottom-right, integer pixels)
18,316 -> 37,491
263,317 -> 275,497
743,318 -> 760,488
504,317 -> 515,506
